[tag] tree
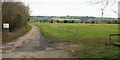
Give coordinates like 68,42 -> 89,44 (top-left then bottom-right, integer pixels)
2,2 -> 30,32
86,0 -> 118,8
64,20 -> 68,23
86,0 -> 119,18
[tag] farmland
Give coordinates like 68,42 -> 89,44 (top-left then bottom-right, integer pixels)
30,16 -> 119,24
49,18 -> 81,20
50,17 -> 117,21
2,0 -> 120,58
35,23 -> 120,58
29,17 -> 50,23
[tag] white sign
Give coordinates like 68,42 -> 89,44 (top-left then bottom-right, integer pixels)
3,23 -> 9,28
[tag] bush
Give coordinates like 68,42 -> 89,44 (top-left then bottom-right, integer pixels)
2,2 -> 30,32
64,20 -> 68,23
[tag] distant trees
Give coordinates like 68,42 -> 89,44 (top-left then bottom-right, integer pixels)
56,20 -> 60,23
64,20 -> 68,23
2,2 -> 30,32
29,16 -> 118,24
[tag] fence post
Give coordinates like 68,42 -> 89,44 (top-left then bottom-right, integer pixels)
109,34 -> 111,44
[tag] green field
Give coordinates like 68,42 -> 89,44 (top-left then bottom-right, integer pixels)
29,17 -> 50,23
35,23 -> 120,58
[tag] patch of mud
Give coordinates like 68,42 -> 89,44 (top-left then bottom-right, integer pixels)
54,42 -> 83,53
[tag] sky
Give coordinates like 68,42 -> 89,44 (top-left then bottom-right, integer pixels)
21,0 -> 118,18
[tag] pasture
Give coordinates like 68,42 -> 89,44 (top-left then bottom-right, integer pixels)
35,23 -> 120,58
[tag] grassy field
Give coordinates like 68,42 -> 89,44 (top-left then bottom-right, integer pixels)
29,17 -> 50,23
3,25 -> 32,42
35,23 -> 120,58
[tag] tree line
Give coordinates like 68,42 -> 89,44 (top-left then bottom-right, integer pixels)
30,16 -> 119,24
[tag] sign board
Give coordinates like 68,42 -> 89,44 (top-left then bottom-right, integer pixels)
3,23 -> 9,28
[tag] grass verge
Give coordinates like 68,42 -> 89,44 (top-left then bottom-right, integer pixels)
2,24 -> 32,43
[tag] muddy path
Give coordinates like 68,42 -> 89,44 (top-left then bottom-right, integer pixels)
2,25 -> 72,58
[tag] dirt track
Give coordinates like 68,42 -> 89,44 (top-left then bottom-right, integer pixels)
2,25 -> 72,58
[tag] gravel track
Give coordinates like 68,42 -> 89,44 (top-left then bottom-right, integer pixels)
2,25 -> 72,58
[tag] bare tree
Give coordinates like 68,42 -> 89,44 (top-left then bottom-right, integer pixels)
2,1 -> 30,32
86,0 -> 118,8
86,0 -> 119,18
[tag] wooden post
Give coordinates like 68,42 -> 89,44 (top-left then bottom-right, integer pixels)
109,34 -> 111,44
0,1 -> 2,41
0,1 -> 2,59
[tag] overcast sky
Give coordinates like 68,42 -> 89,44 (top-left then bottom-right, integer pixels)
21,0 -> 118,18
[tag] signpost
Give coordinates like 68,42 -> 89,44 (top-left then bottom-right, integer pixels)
3,23 -> 9,29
